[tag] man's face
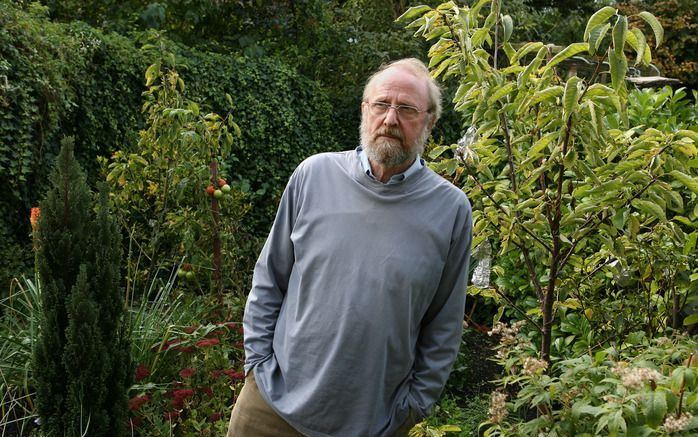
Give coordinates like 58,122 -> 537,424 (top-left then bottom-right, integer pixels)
360,67 -> 433,169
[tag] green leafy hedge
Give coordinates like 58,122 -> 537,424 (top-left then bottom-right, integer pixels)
0,1 -> 341,292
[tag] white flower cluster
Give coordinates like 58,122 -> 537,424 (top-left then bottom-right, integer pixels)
663,412 -> 692,434
614,365 -> 662,390
489,320 -> 526,344
488,391 -> 508,424
522,357 -> 549,376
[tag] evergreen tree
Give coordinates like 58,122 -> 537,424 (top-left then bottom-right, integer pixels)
34,138 -> 130,436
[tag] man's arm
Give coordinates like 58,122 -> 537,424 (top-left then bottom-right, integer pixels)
408,201 -> 472,418
242,172 -> 299,374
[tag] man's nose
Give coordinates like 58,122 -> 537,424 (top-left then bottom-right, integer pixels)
382,106 -> 399,126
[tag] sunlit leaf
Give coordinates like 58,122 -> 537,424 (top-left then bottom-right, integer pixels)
638,11 -> 663,47
545,43 -> 590,71
584,6 -> 617,40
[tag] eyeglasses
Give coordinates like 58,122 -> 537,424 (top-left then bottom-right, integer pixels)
365,101 -> 429,120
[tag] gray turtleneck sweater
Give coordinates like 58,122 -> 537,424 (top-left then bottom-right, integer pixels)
243,149 -> 472,437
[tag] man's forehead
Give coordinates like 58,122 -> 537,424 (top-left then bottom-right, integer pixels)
368,66 -> 429,101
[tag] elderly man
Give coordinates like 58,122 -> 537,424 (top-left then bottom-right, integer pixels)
227,58 -> 472,437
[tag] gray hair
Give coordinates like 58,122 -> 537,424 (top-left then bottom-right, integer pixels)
362,58 -> 442,123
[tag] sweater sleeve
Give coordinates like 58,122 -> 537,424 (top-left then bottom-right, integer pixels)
408,200 -> 472,418
242,171 -> 299,375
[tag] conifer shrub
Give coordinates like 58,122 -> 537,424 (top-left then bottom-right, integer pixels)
33,137 -> 130,436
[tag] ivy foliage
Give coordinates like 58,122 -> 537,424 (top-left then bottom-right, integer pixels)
1,0 -> 341,293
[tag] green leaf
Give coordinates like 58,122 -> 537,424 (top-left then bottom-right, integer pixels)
684,314 -> 698,326
631,198 -> 666,221
563,76 -> 581,119
685,232 -> 698,256
669,170 -> 698,194
584,6 -> 617,40
396,5 -> 432,23
627,28 -> 647,66
528,86 -> 564,106
638,11 -> 663,47
510,42 -> 544,65
588,23 -> 611,55
608,50 -> 627,91
545,43 -> 590,71
612,15 -> 628,56
488,83 -> 516,105
501,15 -> 513,43
527,133 -> 558,158
145,62 -> 160,87
643,390 -> 667,428
429,145 -> 451,159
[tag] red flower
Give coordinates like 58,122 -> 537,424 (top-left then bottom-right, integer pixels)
128,394 -> 151,411
205,329 -> 225,338
208,412 -> 223,422
134,364 -> 150,381
30,207 -> 40,232
175,346 -> 195,353
172,388 -> 194,401
223,369 -> 245,380
234,341 -> 244,349
199,387 -> 213,397
195,338 -> 220,348
179,367 -> 196,378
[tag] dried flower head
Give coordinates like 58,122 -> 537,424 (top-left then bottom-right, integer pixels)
621,367 -> 662,390
488,391 -> 508,424
522,357 -> 549,376
663,412 -> 692,433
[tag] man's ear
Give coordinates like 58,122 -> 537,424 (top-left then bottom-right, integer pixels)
427,115 -> 437,131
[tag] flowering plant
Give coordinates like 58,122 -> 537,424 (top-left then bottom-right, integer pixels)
483,320 -> 698,436
128,321 -> 246,435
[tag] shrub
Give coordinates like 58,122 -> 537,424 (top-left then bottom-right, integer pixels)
484,322 -> 698,436
33,138 -> 130,436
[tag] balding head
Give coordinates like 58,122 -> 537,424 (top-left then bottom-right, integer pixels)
363,58 -> 442,124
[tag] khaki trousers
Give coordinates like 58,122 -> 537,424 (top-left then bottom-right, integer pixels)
226,372 -> 416,437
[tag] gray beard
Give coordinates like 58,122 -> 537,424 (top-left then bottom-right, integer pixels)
359,117 -> 429,169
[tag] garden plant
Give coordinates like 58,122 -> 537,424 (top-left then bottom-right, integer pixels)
401,0 -> 698,434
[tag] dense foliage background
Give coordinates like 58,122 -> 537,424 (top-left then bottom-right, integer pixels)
1,0 -> 697,435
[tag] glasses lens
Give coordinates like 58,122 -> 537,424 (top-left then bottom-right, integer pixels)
397,106 -> 419,119
370,102 -> 389,115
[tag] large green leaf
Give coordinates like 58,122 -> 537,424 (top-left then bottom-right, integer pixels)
588,23 -> 611,55
626,28 -> 647,66
643,391 -> 667,428
632,198 -> 666,221
608,50 -> 627,91
528,86 -> 564,106
584,6 -> 617,40
501,14 -> 513,43
488,83 -> 516,105
563,76 -> 581,119
545,43 -> 590,71
527,133 -> 558,158
612,15 -> 628,55
510,42 -> 544,65
638,11 -> 664,47
669,170 -> 698,194
396,5 -> 433,23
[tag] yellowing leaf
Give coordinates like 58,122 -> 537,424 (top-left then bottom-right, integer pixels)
638,11 -> 664,47
584,6 -> 617,40
545,43 -> 590,71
